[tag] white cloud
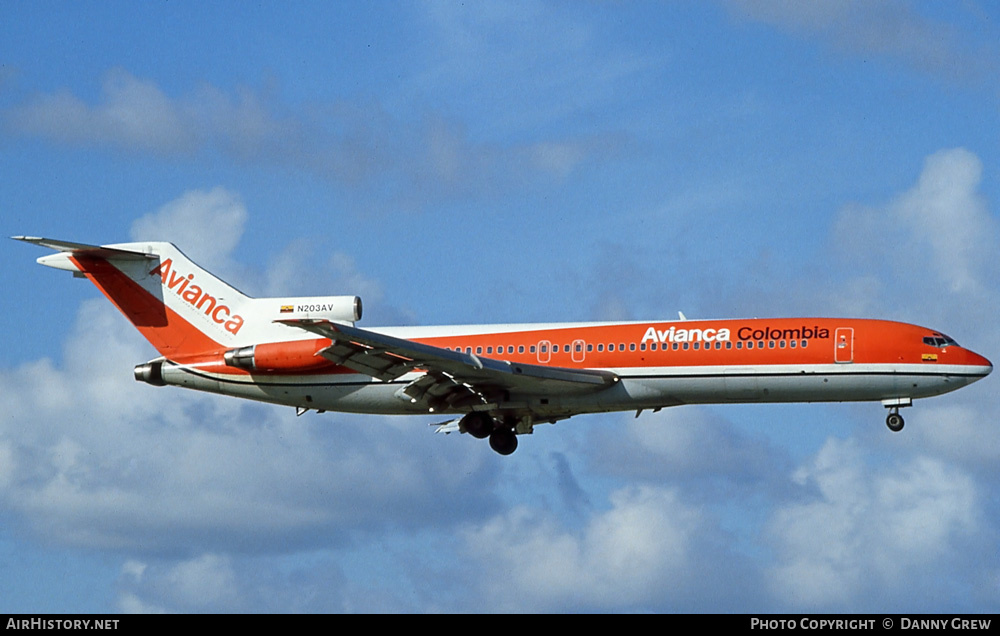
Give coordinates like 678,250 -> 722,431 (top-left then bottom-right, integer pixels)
117,554 -> 238,613
588,407 -> 791,491
724,0 -> 1000,84
825,148 -> 998,326
5,69 -> 197,154
906,404 -> 1000,470
767,438 -> 981,610
4,69 -> 611,212
890,149 -> 994,294
460,485 -> 723,611
128,187 -> 248,273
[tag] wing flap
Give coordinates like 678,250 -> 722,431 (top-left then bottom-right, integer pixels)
317,340 -> 416,382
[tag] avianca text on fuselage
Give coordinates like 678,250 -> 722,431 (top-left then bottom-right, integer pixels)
641,325 -> 731,344
641,323 -> 832,345
150,258 -> 245,334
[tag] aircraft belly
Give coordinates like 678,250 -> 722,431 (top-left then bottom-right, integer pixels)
161,365 -> 418,414
607,364 -> 967,407
159,361 -> 973,418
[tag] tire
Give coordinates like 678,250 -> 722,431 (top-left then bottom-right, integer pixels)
886,413 -> 904,432
489,429 -> 518,455
461,412 -> 494,439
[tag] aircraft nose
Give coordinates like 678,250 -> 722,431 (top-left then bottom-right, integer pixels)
965,349 -> 992,377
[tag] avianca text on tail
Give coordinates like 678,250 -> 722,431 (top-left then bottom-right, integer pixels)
14,236 -> 992,456
150,257 -> 245,334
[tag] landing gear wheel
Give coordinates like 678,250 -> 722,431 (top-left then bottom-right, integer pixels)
461,412 -> 494,439
489,429 -> 518,455
886,412 -> 904,432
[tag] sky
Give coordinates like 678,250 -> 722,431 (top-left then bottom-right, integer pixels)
1,0 -> 998,614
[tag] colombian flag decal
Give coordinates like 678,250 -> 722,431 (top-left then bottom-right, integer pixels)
922,353 -> 938,362
280,305 -> 294,313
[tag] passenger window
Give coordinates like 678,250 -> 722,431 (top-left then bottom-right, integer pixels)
476,346 -> 482,354
518,345 -> 524,354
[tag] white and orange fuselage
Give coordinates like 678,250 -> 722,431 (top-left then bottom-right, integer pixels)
15,237 -> 992,454
150,317 -> 991,417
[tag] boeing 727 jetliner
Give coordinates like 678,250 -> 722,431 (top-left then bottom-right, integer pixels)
15,237 -> 992,455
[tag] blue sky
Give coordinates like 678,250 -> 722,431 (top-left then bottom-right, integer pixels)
1,1 -> 998,613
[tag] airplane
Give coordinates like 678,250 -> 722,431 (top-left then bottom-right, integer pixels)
14,236 -> 993,455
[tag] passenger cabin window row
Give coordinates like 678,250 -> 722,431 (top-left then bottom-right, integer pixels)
444,339 -> 812,355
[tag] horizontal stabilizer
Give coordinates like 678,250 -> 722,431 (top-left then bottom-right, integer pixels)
12,236 -> 154,260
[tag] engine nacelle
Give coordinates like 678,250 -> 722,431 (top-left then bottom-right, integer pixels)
224,338 -> 334,372
266,295 -> 362,323
134,360 -> 166,386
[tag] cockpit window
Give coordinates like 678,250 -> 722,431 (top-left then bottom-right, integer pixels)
923,333 -> 958,348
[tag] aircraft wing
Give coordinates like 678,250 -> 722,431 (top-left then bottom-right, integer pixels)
277,319 -> 619,411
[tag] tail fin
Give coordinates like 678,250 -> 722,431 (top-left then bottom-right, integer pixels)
14,237 -> 251,357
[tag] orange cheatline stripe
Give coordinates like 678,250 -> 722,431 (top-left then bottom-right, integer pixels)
71,255 -> 225,358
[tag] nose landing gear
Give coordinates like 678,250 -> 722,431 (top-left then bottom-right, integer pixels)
882,398 -> 911,433
886,409 -> 905,432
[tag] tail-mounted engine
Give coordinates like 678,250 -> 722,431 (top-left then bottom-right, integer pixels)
134,360 -> 166,386
223,338 -> 334,372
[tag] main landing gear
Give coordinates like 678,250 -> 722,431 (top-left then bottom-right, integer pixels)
459,412 -> 519,456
